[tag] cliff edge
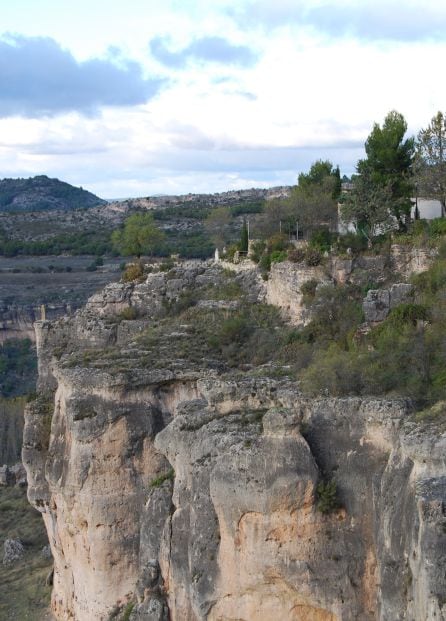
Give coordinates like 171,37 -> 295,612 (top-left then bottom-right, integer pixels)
23,260 -> 446,620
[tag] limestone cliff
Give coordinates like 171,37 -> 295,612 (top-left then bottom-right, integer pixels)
23,261 -> 446,620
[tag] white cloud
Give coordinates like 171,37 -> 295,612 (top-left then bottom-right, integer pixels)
0,1 -> 445,195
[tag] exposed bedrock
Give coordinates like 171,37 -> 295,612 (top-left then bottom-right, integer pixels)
22,265 -> 446,620
23,372 -> 446,620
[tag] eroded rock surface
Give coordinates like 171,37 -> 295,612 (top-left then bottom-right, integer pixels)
23,262 -> 446,620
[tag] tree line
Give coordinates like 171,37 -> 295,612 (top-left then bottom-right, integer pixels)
341,110 -> 446,243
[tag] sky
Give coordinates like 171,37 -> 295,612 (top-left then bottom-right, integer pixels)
1,0 -> 446,198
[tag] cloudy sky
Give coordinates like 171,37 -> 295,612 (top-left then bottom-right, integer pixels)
1,0 -> 445,198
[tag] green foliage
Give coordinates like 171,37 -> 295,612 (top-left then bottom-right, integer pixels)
217,315 -> 253,346
248,240 -> 265,263
258,253 -> 271,272
299,253 -> 446,408
357,110 -> 415,229
301,344 -> 365,396
0,228 -> 114,256
111,213 -> 165,258
168,231 -> 214,259
0,486 -> 52,619
153,204 -> 211,221
122,602 -> 135,621
204,207 -> 231,250
298,160 -> 341,199
0,175 -> 104,213
384,303 -> 428,329
287,160 -> 340,234
267,233 -> 289,253
309,228 -> 332,252
150,469 -> 175,487
229,201 -> 264,217
334,232 -> 369,255
270,250 -> 287,264
429,218 -> 446,236
0,339 -> 37,397
316,480 -> 339,514
239,219 -> 249,252
341,168 -> 395,241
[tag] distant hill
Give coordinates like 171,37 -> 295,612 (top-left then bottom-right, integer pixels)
0,175 -> 106,212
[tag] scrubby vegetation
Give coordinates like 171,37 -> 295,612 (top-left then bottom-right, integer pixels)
0,339 -> 37,398
150,469 -> 175,488
316,480 -> 339,514
0,486 -> 52,620
0,227 -> 114,256
298,249 -> 446,407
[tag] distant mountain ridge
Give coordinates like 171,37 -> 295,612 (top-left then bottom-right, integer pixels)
0,175 -> 106,212
112,185 -> 291,211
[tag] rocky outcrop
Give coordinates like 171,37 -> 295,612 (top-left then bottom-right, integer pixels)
391,244 -> 437,279
0,462 -> 26,486
3,538 -> 25,565
23,263 -> 446,620
0,303 -> 73,342
266,261 -> 329,325
363,283 -> 413,323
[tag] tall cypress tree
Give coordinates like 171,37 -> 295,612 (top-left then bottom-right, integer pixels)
239,218 -> 249,252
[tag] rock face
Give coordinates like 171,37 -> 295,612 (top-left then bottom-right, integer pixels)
23,263 -> 446,620
363,283 -> 413,323
0,303 -> 72,342
391,244 -> 437,279
266,261 -> 329,325
3,538 -> 25,566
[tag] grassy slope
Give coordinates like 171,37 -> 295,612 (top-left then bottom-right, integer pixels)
0,487 -> 52,620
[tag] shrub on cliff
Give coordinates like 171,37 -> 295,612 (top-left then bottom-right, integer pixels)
316,480 -> 339,514
122,262 -> 144,283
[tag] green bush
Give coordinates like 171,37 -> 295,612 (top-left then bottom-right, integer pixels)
310,228 -> 332,252
301,344 -> 364,396
150,469 -> 175,488
218,315 -> 252,346
429,218 -> 446,237
385,303 -> 428,328
316,480 -> 339,514
259,253 -> 271,272
335,232 -> 368,255
122,602 -> 135,621
267,233 -> 289,253
270,250 -> 287,264
249,240 -> 265,263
